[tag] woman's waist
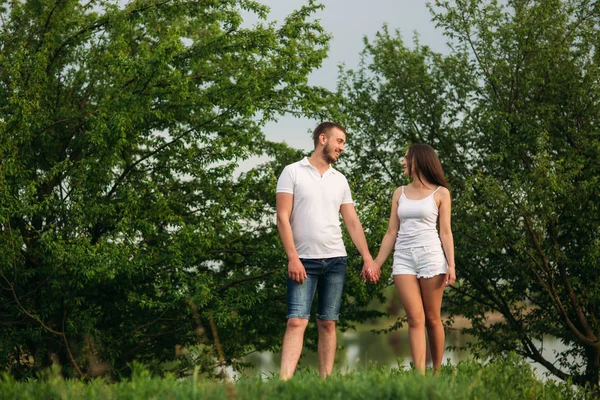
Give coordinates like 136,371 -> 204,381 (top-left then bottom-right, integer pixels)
395,231 -> 441,249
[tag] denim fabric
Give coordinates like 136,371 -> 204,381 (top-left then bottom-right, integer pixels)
287,256 -> 347,320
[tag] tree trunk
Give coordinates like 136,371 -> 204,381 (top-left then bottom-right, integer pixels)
583,345 -> 600,394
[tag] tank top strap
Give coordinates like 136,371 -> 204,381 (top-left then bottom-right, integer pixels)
401,186 -> 405,194
432,186 -> 442,195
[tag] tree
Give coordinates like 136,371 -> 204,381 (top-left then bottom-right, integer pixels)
333,0 -> 600,389
433,0 -> 600,388
0,0 -> 331,379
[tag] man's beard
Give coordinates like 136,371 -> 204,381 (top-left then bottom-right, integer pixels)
322,143 -> 339,164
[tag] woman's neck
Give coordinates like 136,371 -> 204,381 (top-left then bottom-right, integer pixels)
410,176 -> 435,190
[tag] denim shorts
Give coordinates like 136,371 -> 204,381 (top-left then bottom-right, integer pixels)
287,256 -> 347,321
392,246 -> 447,279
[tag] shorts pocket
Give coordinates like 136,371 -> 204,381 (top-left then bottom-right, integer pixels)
424,246 -> 444,255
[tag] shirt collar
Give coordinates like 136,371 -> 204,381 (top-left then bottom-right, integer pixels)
300,157 -> 338,175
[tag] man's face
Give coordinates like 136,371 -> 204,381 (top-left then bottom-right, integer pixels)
321,128 -> 346,164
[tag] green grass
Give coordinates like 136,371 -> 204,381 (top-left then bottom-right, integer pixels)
0,355 -> 588,400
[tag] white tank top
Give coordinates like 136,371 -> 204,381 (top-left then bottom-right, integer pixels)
395,186 -> 442,249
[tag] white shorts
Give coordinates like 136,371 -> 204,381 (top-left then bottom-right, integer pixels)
392,246 -> 447,279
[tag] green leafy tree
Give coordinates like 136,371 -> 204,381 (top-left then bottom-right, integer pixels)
432,0 -> 600,388
333,0 -> 600,389
0,0 -> 330,379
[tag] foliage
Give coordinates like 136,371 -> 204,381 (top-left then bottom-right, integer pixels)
0,0 -> 331,380
0,355 -> 588,400
331,0 -> 600,389
432,0 -> 600,389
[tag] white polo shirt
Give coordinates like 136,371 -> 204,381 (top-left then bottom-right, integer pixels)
276,157 -> 353,259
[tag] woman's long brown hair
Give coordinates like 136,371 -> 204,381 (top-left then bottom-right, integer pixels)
406,144 -> 448,189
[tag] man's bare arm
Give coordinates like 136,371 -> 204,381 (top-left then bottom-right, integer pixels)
276,193 -> 306,284
340,203 -> 380,282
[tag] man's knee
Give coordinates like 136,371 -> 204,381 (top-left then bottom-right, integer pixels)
316,318 -> 336,334
286,318 -> 309,331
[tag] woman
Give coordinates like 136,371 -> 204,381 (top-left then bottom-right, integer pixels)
374,143 -> 455,374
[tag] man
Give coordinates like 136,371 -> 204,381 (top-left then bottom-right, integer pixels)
276,121 -> 381,380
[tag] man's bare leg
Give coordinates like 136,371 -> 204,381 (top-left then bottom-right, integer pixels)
316,318 -> 337,378
280,318 -> 309,380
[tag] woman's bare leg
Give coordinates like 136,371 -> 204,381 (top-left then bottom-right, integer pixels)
394,274 -> 426,374
419,274 -> 446,373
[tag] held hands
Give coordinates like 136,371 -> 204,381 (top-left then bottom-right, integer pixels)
288,258 -> 307,284
361,257 -> 381,284
289,257 -> 382,285
445,265 -> 456,287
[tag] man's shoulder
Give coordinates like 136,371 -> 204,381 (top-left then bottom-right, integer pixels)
330,166 -> 348,180
285,159 -> 304,169
278,161 -> 298,180
282,158 -> 308,171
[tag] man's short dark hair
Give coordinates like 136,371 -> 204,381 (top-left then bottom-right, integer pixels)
312,122 -> 346,148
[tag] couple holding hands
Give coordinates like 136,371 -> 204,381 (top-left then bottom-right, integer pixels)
276,122 -> 455,380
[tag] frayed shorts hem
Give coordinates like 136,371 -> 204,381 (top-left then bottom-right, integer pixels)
286,314 -> 340,321
316,313 -> 339,321
287,314 -> 310,320
392,271 -> 446,279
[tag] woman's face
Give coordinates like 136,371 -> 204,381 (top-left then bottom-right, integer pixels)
401,150 -> 411,177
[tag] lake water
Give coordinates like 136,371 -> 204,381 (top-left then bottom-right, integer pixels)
242,325 -> 473,377
237,287 -> 571,380
241,322 -> 570,380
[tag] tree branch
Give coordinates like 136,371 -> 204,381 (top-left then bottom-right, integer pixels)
104,106 -> 236,200
116,307 -> 172,342
524,216 -> 596,346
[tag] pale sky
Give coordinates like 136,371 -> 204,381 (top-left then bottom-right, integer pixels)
241,0 -> 448,170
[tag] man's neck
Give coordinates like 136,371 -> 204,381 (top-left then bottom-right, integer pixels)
308,152 -> 331,175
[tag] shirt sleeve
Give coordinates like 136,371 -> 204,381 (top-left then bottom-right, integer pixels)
341,176 -> 353,204
276,165 -> 294,194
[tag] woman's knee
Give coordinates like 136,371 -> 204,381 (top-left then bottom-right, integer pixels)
406,314 -> 425,329
425,314 -> 442,329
